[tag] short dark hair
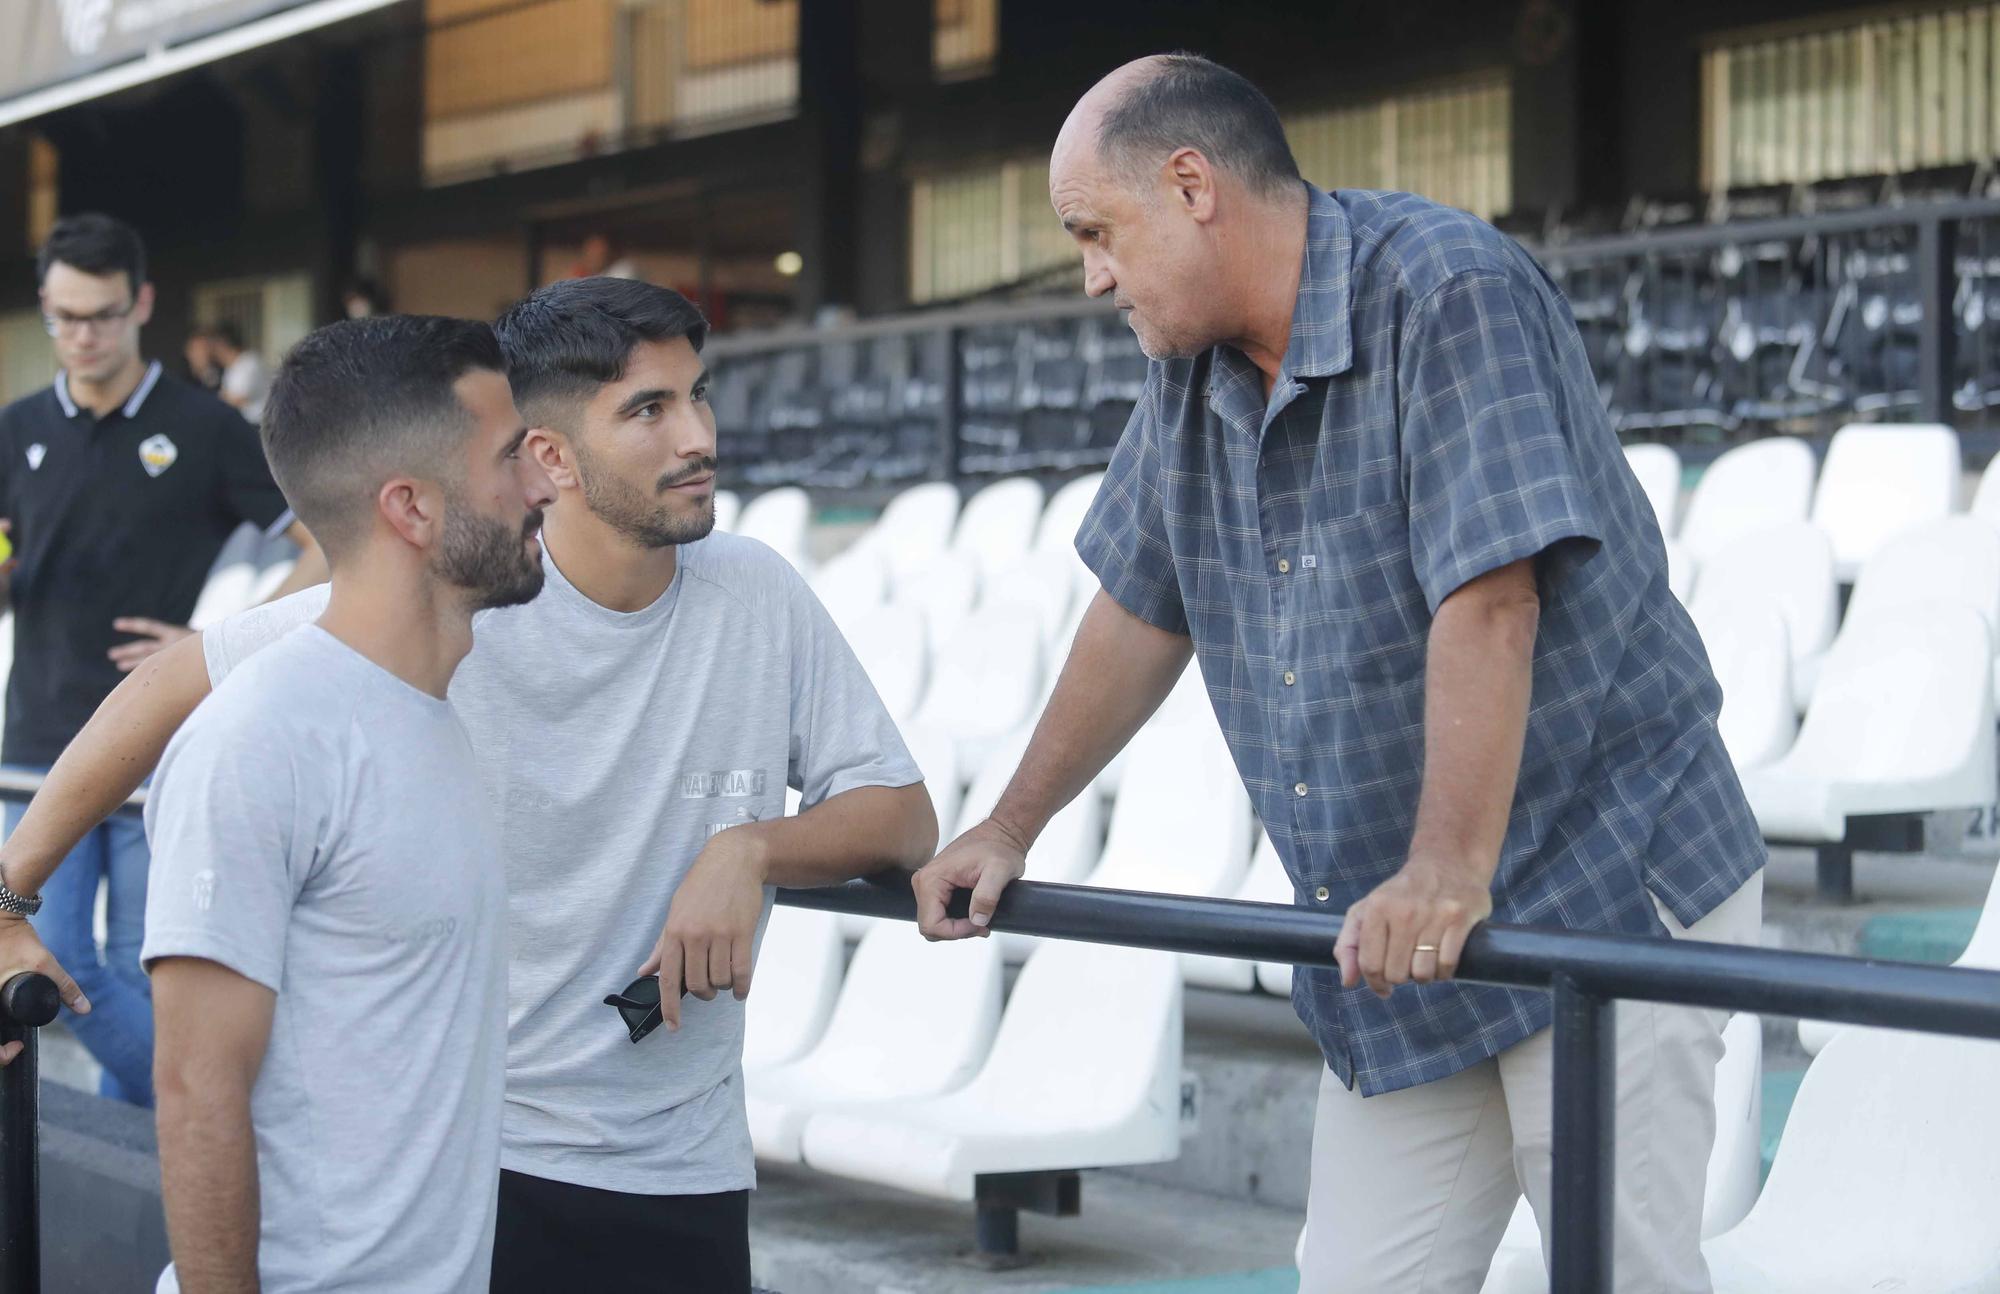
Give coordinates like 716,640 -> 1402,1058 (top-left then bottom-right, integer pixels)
492,277 -> 707,427
1097,54 -> 1302,200
210,321 -> 245,351
261,315 -> 506,557
37,213 -> 148,294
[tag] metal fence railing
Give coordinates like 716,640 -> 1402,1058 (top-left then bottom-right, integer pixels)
775,873 -> 2000,1292
0,769 -> 1993,1289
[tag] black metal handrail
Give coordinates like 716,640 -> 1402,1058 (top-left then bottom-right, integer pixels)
0,973 -> 59,1294
776,873 -> 2000,1292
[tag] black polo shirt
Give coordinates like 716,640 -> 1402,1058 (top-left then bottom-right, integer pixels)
0,361 -> 292,764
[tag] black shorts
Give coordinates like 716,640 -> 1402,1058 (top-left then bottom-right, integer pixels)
490,1168 -> 751,1293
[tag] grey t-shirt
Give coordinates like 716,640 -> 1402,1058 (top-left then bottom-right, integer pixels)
145,625 -> 508,1294
205,532 -> 920,1193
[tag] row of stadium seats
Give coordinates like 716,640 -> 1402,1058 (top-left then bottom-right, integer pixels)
1485,863 -> 2000,1294
1631,424 -> 1999,875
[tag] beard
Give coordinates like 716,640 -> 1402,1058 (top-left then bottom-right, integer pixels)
573,439 -> 717,549
1123,306 -> 1210,362
438,499 -> 546,611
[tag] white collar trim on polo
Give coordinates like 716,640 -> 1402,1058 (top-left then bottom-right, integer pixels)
55,360 -> 163,421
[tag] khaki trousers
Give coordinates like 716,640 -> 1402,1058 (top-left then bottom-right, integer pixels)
1299,872 -> 1764,1294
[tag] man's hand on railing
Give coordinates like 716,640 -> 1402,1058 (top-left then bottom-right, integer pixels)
637,826 -> 767,1032
0,914 -> 85,1065
1334,854 -> 1494,999
108,618 -> 195,672
914,817 -> 1030,941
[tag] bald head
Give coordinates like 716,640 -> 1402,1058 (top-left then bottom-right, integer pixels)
1055,53 -> 1302,203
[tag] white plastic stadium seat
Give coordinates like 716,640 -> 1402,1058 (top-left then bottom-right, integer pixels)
896,549 -> 981,649
1808,422 -> 1960,580
1481,1013 -> 1765,1293
798,940 -> 1183,1198
1794,517 -> 2000,709
1702,1028 -> 2000,1291
735,487 -> 813,570
1252,840 -> 1298,997
808,547 -> 890,638
951,477 -> 1045,582
978,548 -> 1082,644
740,905 -> 845,1073
841,602 -> 928,721
1974,453 -> 2000,524
1840,516 -> 2000,640
1185,830 -> 1297,993
1688,599 -> 1796,772
859,481 -> 961,585
189,562 -> 258,630
1035,472 -> 1106,557
899,722 -> 962,866
1687,523 -> 1839,668
910,605 -> 1044,776
1623,443 -> 1683,536
711,489 -> 742,534
1087,718 -> 1252,900
1665,539 -> 1695,600
746,919 -> 1002,1162
1680,440 -> 1824,568
1094,658 -> 1213,799
1799,862 -> 2000,1056
250,559 -> 295,605
1740,604 -> 1996,842
1678,438 -> 1817,567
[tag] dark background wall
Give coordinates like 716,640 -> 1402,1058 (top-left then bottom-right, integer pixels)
0,0 -> 1962,327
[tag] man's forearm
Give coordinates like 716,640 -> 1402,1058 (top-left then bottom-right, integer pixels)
157,1082 -> 261,1293
743,782 -> 938,887
0,633 -> 210,896
1405,559 -> 1540,880
990,589 -> 1193,845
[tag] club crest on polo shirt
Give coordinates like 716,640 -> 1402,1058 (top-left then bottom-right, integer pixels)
138,434 -> 179,478
24,445 -> 44,471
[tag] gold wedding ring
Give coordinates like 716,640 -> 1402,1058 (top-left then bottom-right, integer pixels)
1413,944 -> 1440,954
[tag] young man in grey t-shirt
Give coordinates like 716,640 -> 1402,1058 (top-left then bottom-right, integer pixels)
3,281 -> 938,1290
143,316 -> 556,1292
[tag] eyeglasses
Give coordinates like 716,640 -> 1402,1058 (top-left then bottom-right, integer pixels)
604,975 -> 677,1044
41,301 -> 137,338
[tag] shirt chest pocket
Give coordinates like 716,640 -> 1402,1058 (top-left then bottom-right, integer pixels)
1299,500 -> 1430,688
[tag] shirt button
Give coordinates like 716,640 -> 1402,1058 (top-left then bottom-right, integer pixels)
1314,886 -> 1330,903
1277,558 -> 1291,574
1294,782 -> 1309,797
1282,670 -> 1296,686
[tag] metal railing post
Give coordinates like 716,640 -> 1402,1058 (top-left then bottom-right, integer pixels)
0,972 -> 58,1294
1549,974 -> 1616,1293
1917,213 -> 1959,425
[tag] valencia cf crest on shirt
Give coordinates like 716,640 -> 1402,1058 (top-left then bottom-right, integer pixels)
138,434 -> 178,478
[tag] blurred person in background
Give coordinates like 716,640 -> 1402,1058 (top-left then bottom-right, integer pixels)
0,213 -> 325,1107
568,232 -> 640,281
180,329 -> 221,392
209,321 -> 273,426
916,54 -> 1765,1293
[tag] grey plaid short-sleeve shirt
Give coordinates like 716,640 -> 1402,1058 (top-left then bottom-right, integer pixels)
1075,186 -> 1766,1095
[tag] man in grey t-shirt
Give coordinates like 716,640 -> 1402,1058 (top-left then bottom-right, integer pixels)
143,316 -> 555,1291
11,281 -> 937,1290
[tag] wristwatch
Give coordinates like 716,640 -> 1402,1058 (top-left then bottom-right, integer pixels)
0,868 -> 41,917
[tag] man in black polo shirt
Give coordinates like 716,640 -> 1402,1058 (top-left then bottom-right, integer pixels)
0,214 -> 321,1107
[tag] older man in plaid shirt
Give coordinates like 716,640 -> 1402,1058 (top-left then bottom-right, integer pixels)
915,54 -> 1766,1292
